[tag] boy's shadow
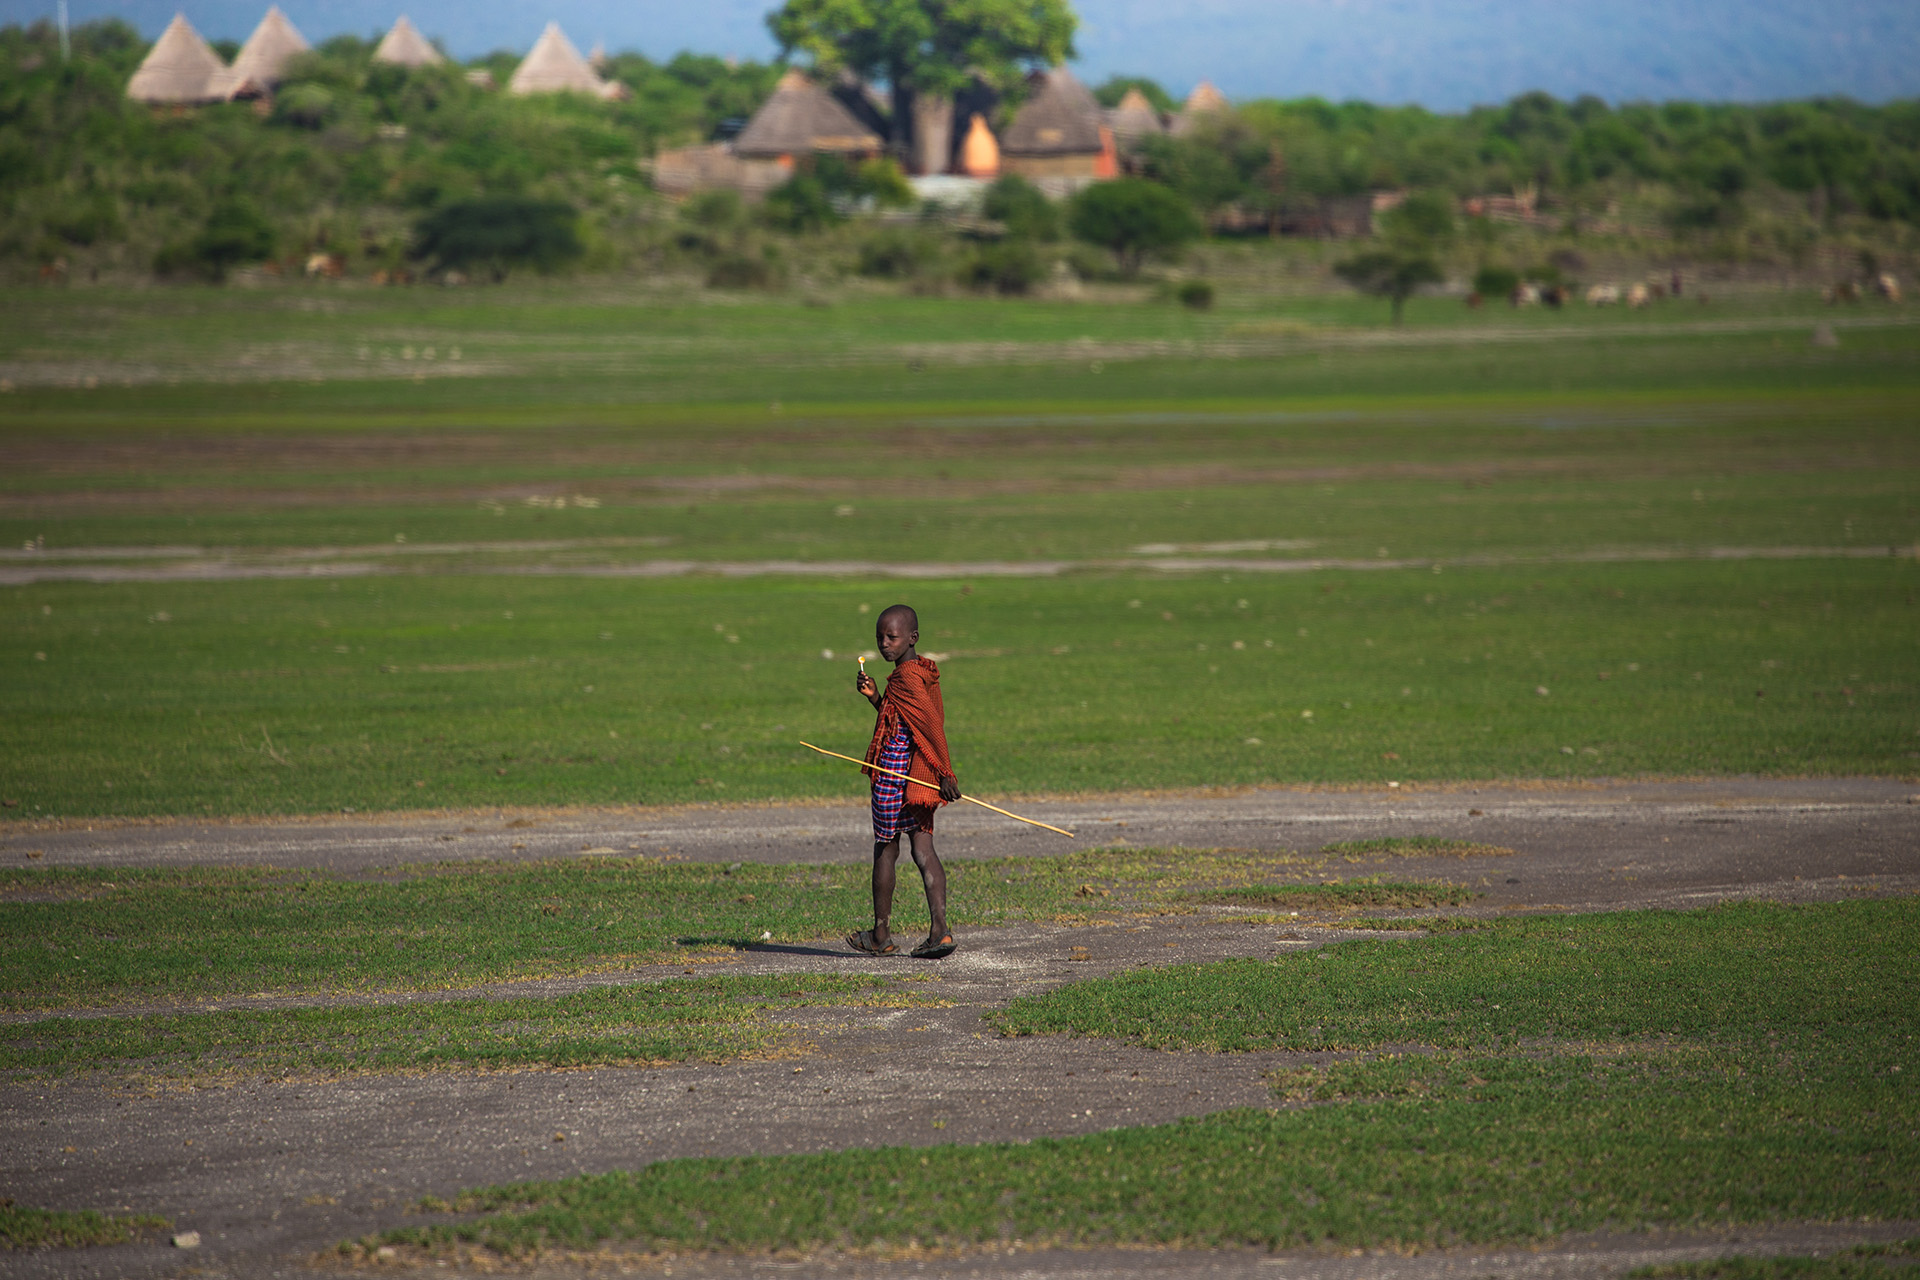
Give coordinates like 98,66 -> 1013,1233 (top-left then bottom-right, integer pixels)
675,935 -> 849,958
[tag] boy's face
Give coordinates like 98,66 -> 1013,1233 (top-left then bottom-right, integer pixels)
876,615 -> 917,662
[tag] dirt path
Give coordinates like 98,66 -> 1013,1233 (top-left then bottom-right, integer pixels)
3,780 -> 1915,1280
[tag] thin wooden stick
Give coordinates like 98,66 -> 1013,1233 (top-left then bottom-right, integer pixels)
798,741 -> 1075,839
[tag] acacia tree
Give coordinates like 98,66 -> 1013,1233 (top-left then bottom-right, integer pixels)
766,0 -> 1075,165
1333,189 -> 1453,323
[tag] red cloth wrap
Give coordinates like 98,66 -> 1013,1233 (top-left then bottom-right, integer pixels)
863,656 -> 956,805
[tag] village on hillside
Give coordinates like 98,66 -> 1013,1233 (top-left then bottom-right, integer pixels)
2,2 -> 1912,296
125,7 -> 1234,205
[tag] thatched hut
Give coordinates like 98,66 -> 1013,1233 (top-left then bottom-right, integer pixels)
1169,80 -> 1229,137
372,16 -> 443,68
125,13 -> 227,104
219,6 -> 309,96
999,67 -> 1115,182
1107,87 -> 1164,154
732,69 -> 882,160
509,23 -> 626,100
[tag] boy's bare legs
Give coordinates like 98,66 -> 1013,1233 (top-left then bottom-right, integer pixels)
908,829 -> 949,945
870,830 -> 948,949
870,837 -> 901,948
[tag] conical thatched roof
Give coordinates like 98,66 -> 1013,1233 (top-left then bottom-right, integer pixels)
509,23 -> 621,99
227,6 -> 309,87
733,69 -> 882,158
373,16 -> 443,68
1107,86 -> 1164,151
125,13 -> 227,103
1170,79 -> 1229,137
1001,66 -> 1103,156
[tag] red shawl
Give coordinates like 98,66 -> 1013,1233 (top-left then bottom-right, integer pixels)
863,656 -> 956,805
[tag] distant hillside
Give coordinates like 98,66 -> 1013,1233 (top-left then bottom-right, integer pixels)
59,0 -> 1920,107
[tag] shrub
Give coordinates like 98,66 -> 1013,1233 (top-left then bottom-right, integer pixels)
411,196 -> 582,279
707,250 -> 774,289
1472,264 -> 1519,298
760,174 -> 838,232
155,198 -> 276,281
1067,179 -> 1201,276
957,239 -> 1044,295
983,175 -> 1060,240
1175,279 -> 1214,309
272,83 -> 337,130
681,189 -> 745,231
857,228 -> 939,280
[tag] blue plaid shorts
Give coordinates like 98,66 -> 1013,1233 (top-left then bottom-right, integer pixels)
871,725 -> 933,842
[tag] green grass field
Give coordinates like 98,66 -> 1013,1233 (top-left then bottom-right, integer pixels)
368,899 -> 1918,1260
0,847 -> 1351,1013
4,284 -> 1918,820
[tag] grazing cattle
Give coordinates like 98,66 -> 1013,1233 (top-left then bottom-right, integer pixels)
304,253 -> 344,279
1585,284 -> 1620,306
1876,273 -> 1902,303
1512,282 -> 1541,306
1628,283 -> 1650,308
1542,284 -> 1568,308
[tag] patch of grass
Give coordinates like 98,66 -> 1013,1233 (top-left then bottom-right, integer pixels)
372,900 -> 1918,1258
0,847 -> 1257,1011
1342,915 -> 1493,931
990,898 -> 1916,1051
6,559 -> 1915,821
0,1201 -> 170,1249
1629,1240 -> 1920,1280
0,975 -> 912,1080
1185,880 -> 1478,911
1319,837 -> 1516,858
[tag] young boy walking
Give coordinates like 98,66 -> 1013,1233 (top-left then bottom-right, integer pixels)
848,603 -> 960,959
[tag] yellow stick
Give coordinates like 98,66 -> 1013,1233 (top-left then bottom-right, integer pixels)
798,741 -> 1076,839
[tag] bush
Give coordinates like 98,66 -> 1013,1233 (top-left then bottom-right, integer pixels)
411,196 -> 582,279
1067,179 -> 1201,276
983,175 -> 1060,240
957,239 -> 1044,295
1175,279 -> 1214,309
272,83 -> 337,129
681,189 -> 745,231
857,228 -> 940,280
1472,264 -> 1519,298
156,198 -> 276,280
706,250 -> 774,289
760,174 -> 838,232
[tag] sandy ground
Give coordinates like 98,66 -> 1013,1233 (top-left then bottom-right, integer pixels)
2,778 -> 1916,1280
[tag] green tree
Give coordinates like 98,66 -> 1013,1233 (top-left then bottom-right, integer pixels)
1067,178 -> 1200,276
1332,251 -> 1443,324
411,196 -> 582,279
983,174 -> 1060,239
765,0 -> 1075,157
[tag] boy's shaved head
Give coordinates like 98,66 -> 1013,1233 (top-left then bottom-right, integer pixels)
877,603 -> 918,631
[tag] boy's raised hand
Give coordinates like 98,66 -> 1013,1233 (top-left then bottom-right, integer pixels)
856,670 -> 877,700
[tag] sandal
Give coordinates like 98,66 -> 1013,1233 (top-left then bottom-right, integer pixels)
846,929 -> 898,956
911,933 -> 957,960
